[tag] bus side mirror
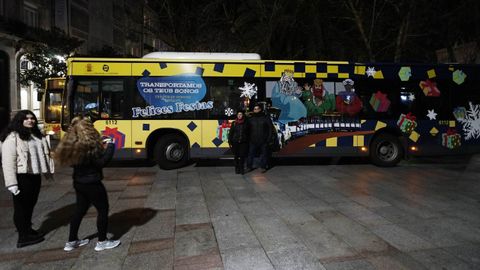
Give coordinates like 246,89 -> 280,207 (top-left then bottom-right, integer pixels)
37,91 -> 44,102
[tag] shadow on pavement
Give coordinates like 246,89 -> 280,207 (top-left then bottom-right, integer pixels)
84,208 -> 158,240
38,203 -> 76,234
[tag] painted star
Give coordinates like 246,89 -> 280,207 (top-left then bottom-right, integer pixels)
366,67 -> 376,77
408,93 -> 416,101
427,109 -> 437,120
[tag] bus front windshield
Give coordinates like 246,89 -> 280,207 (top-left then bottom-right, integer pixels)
45,90 -> 62,123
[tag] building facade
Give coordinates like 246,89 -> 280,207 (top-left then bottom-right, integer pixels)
0,0 -> 168,131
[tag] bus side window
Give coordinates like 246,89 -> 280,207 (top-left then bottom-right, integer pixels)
101,80 -> 125,119
73,80 -> 100,120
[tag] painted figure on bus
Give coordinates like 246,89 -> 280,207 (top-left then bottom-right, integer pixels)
271,70 -> 307,124
335,79 -> 363,116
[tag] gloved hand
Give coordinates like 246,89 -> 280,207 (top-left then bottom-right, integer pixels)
8,185 -> 20,196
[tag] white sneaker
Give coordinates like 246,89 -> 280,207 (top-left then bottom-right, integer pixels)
64,239 -> 89,251
94,240 -> 121,251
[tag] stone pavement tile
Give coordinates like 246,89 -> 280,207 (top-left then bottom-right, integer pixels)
288,220 -> 357,262
443,208 -> 480,225
176,194 -> 210,225
443,243 -> 480,269
333,202 -> 392,227
103,168 -> 138,180
371,205 -> 426,225
0,260 -> 23,270
408,248 -> 473,270
397,220 -> 468,248
366,251 -> 429,270
24,247 -> 81,264
144,186 -> 176,210
174,251 -> 223,270
371,224 -> 435,252
128,238 -> 173,255
0,208 -> 14,229
127,175 -> 156,186
433,217 -> 480,243
312,211 -> 391,255
266,246 -> 327,270
296,198 -> 335,214
244,174 -> 281,193
132,209 -> 175,242
349,195 -> 391,208
119,185 -> 152,199
103,179 -> 130,192
221,247 -> 274,270
123,249 -> 173,270
111,198 -> 145,212
152,177 -> 177,189
259,192 -> 316,224
211,214 -> 261,251
237,200 -> 277,219
228,187 -> 261,204
323,259 -> 376,270
205,197 -> 243,218
246,216 -> 304,252
174,223 -> 221,268
0,228 -> 15,244
21,258 -> 77,270
0,250 -> 32,262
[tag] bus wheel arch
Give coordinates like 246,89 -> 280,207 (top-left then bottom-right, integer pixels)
147,129 -> 190,169
369,128 -> 404,167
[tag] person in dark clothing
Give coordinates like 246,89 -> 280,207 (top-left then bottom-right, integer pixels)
246,104 -> 273,173
228,110 -> 249,174
55,117 -> 120,252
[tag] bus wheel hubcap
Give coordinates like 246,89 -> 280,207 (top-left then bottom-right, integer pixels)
166,143 -> 184,162
378,141 -> 397,161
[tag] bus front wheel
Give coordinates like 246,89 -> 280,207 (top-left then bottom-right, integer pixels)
154,134 -> 188,169
370,133 -> 403,167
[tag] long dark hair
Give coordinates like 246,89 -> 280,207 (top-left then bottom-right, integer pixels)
0,110 -> 43,142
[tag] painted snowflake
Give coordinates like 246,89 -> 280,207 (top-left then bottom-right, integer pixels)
225,107 -> 234,117
239,82 -> 258,99
458,102 -> 480,140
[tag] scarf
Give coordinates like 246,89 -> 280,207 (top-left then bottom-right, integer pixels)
27,136 -> 49,174
235,117 -> 245,124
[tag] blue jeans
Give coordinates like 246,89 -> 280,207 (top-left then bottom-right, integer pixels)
246,143 -> 269,169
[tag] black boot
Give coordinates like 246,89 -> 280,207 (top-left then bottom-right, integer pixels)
17,233 -> 45,248
234,160 -> 240,174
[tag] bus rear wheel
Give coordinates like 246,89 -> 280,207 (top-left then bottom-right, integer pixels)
370,133 -> 403,167
154,134 -> 188,169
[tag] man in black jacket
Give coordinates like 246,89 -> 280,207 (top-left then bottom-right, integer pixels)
246,104 -> 273,173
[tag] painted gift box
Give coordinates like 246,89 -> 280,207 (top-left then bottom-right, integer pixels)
369,91 -> 391,112
419,80 -> 441,96
216,120 -> 231,142
397,113 -> 417,134
441,128 -> 461,149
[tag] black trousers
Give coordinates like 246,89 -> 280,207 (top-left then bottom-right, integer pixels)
232,142 -> 248,169
13,174 -> 41,238
69,181 -> 109,241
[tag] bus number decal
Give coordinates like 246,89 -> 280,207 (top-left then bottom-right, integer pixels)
106,120 -> 117,125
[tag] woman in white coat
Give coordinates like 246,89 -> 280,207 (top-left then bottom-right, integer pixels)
0,110 -> 54,248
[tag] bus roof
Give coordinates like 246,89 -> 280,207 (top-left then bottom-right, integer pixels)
142,52 -> 261,60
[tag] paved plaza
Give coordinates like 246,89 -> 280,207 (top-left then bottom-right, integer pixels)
0,157 -> 479,269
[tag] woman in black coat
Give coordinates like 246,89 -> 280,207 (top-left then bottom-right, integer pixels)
55,117 -> 120,252
228,111 -> 249,174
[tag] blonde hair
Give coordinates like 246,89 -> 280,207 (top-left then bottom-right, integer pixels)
55,117 -> 104,166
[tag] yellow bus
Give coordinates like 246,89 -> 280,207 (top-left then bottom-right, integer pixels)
61,52 -> 480,169
42,77 -> 64,140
